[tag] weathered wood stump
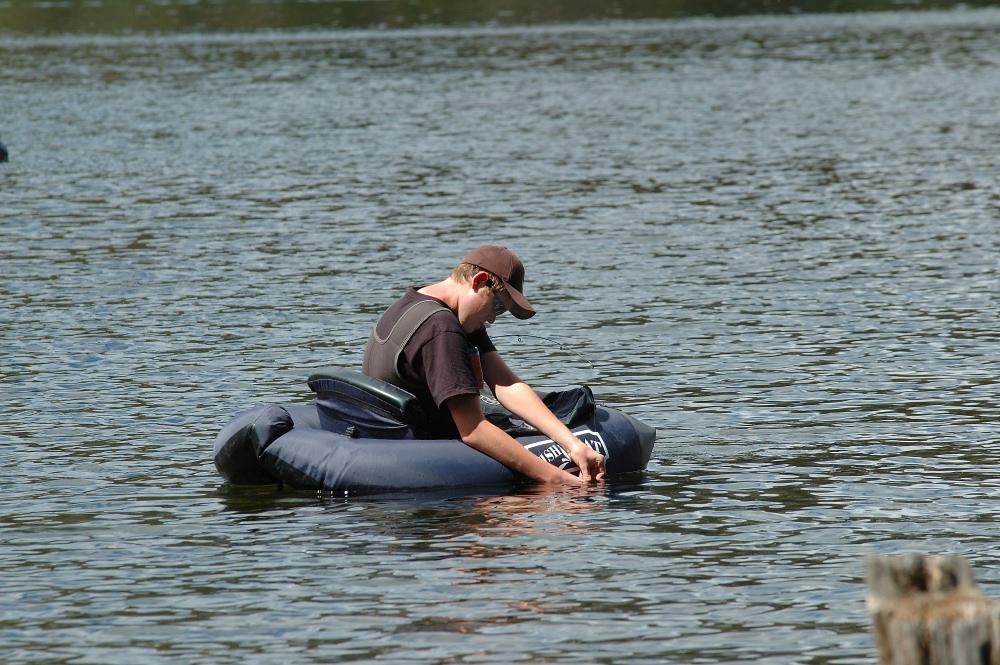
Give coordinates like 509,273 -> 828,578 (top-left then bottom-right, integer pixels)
866,554 -> 1000,665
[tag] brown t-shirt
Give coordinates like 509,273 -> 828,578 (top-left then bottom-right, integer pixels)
369,287 -> 496,437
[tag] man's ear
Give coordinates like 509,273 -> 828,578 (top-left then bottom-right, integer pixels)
471,271 -> 490,290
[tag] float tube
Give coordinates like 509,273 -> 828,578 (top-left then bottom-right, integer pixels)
213,368 -> 656,496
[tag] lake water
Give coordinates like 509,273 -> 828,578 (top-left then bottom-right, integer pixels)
2,7 -> 999,664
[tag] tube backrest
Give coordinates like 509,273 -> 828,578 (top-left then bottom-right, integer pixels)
307,368 -> 426,426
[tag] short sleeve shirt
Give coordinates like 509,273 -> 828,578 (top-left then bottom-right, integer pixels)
371,287 -> 496,437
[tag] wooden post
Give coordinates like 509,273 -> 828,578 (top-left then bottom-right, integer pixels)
866,554 -> 1000,665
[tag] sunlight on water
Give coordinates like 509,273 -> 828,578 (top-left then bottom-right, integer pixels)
2,8 -> 999,664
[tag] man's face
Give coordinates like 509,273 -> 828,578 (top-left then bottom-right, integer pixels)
459,277 -> 510,334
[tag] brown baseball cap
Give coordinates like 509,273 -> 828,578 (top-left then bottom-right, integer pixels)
462,245 -> 536,319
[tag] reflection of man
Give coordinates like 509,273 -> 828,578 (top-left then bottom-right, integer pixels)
363,245 -> 605,485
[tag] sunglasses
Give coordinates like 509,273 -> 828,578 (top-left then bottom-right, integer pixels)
491,290 -> 508,317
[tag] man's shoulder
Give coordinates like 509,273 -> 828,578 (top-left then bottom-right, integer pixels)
379,288 -> 444,319
413,306 -> 463,338
399,292 -> 456,330
376,289 -> 458,339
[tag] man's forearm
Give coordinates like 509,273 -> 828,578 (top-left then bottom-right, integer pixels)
459,418 -> 575,483
446,392 -> 581,484
493,382 -> 586,451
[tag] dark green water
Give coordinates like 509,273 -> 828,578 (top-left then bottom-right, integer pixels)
2,7 -> 999,664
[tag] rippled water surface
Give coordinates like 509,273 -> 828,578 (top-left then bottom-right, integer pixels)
2,9 -> 1000,664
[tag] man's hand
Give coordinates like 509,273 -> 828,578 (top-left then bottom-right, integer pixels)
566,443 -> 606,482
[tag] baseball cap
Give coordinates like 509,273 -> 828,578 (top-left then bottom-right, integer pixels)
462,245 -> 536,320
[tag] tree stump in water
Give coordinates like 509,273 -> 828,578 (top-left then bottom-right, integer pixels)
866,554 -> 1000,665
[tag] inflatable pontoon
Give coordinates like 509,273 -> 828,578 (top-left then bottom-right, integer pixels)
213,368 -> 655,495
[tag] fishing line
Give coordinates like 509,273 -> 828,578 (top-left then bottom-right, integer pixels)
491,333 -> 597,371
494,333 -> 663,437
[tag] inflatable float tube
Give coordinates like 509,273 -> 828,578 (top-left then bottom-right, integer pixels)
213,368 -> 656,496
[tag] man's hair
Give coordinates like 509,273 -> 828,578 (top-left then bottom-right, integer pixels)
451,262 -> 505,291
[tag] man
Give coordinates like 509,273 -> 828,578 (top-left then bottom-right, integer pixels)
362,245 -> 605,484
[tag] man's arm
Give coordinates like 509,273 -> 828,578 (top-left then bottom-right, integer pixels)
445,393 -> 586,485
479,350 -> 606,482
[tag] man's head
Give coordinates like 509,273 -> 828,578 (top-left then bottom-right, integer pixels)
453,245 -> 536,320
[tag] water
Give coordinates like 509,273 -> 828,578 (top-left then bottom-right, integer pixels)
2,8 -> 1000,664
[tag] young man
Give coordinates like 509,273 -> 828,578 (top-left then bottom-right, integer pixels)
362,245 -> 605,484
